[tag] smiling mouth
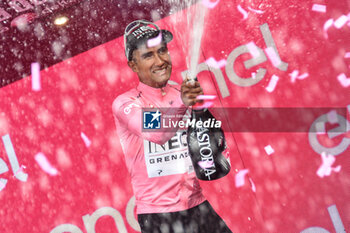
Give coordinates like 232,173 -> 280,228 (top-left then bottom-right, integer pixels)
153,67 -> 168,76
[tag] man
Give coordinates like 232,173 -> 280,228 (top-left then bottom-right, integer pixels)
112,20 -> 232,233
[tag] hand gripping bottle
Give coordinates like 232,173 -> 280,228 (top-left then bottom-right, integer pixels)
187,108 -> 231,180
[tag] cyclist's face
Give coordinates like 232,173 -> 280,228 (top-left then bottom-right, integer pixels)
128,42 -> 172,88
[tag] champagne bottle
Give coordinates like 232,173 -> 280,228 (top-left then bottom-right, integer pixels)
187,108 -> 231,181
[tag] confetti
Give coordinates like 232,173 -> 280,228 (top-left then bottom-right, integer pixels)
316,152 -> 341,178
201,0 -> 220,9
235,169 -> 249,188
252,72 -> 256,79
34,152 -> 58,176
312,4 -> 326,13
265,75 -> 279,93
289,70 -> 299,83
237,5 -> 248,20
337,73 -> 350,87
323,19 -> 334,38
334,15 -> 348,29
264,145 -> 275,155
327,110 -> 338,124
205,57 -> 226,69
247,6 -> 264,14
196,95 -> 217,100
246,42 -> 260,58
193,101 -> 214,110
297,73 -> 309,80
0,179 -> 7,191
344,52 -> 350,58
81,132 -> 92,147
265,47 -> 282,68
249,177 -> 256,192
31,62 -> 41,91
147,32 -> 162,47
198,160 -> 214,169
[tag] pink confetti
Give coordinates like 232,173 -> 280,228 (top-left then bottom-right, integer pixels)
265,47 -> 282,68
337,73 -> 350,87
198,160 -> 214,169
246,42 -> 260,58
196,95 -> 217,100
327,110 -> 338,124
249,178 -> 256,192
237,5 -> 248,20
31,62 -> 41,91
201,0 -> 220,9
323,19 -> 334,38
193,101 -> 214,110
344,52 -> 350,58
34,152 -> 58,176
205,57 -> 226,69
312,4 -> 326,13
265,75 -> 279,93
317,152 -> 341,178
247,6 -> 264,14
147,32 -> 162,47
264,145 -> 274,155
81,132 -> 91,147
334,15 -> 348,29
235,169 -> 249,188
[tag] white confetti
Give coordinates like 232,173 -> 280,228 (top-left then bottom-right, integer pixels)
198,160 -> 214,169
344,52 -> 350,58
35,152 -> 58,176
247,6 -> 264,14
264,145 -> 275,155
249,177 -> 256,192
196,95 -> 217,100
265,75 -> 279,93
334,15 -> 348,29
312,4 -> 326,13
81,132 -> 92,147
317,152 -> 341,178
237,5 -> 248,20
31,62 -> 41,91
147,32 -> 162,47
323,18 -> 334,38
235,169 -> 249,188
201,0 -> 220,9
337,73 -> 350,87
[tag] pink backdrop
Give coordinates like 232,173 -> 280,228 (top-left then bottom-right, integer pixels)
0,0 -> 349,232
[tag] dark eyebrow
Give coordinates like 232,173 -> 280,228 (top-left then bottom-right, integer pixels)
141,51 -> 153,59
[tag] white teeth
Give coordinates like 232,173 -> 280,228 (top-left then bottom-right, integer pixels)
154,68 -> 166,74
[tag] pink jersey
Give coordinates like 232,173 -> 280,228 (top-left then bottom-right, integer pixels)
112,81 -> 206,214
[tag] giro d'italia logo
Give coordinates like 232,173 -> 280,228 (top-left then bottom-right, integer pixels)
143,110 -> 161,129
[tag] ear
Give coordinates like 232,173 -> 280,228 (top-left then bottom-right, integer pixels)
128,60 -> 138,73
